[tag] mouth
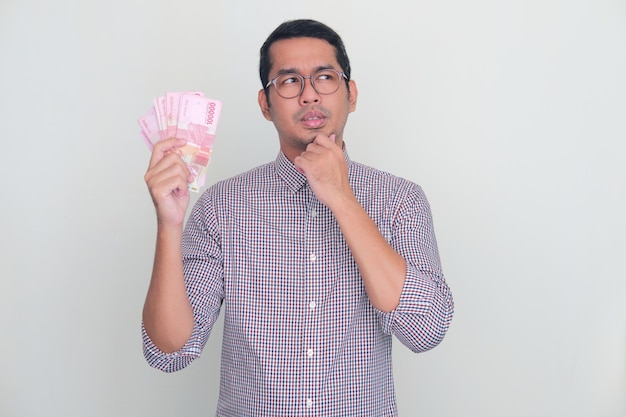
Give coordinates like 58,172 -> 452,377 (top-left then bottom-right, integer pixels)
300,110 -> 326,129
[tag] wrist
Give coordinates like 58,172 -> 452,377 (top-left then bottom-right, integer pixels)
328,191 -> 361,219
156,221 -> 184,241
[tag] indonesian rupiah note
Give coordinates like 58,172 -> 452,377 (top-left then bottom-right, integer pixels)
138,106 -> 161,150
176,94 -> 222,148
166,91 -> 204,139
137,91 -> 222,193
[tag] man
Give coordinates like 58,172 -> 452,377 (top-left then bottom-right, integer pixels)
142,19 -> 453,416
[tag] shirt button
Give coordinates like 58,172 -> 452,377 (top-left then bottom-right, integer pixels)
306,349 -> 314,358
309,253 -> 317,262
310,209 -> 317,218
306,399 -> 313,408
309,301 -> 317,309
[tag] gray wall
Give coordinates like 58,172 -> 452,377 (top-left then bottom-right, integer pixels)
1,0 -> 624,416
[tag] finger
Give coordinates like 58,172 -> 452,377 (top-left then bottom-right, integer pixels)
145,155 -> 193,192
293,153 -> 311,173
303,136 -> 331,155
146,164 -> 192,204
312,133 -> 336,148
145,152 -> 191,184
303,136 -> 339,159
150,171 -> 190,200
148,138 -> 187,169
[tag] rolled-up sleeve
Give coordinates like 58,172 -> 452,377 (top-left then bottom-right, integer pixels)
142,321 -> 208,372
142,191 -> 225,372
377,184 -> 454,352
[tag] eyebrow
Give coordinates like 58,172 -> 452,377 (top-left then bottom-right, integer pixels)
274,65 -> 337,76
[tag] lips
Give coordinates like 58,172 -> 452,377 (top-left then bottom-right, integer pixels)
300,110 -> 326,129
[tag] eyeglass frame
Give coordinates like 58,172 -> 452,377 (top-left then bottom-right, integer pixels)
265,69 -> 349,99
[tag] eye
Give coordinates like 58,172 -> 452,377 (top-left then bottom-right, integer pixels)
316,71 -> 337,82
279,74 -> 301,85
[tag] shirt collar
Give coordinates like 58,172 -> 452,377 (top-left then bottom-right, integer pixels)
275,151 -> 307,193
274,143 -> 352,193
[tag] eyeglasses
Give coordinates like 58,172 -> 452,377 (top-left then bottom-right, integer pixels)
265,69 -> 348,99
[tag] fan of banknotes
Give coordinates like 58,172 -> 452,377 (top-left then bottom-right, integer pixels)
138,92 -> 223,192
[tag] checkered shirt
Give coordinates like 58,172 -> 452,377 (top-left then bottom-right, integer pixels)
143,150 -> 454,416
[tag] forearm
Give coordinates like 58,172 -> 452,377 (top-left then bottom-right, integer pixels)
142,224 -> 194,353
331,194 -> 406,312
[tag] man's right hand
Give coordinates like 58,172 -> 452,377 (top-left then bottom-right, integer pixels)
144,138 -> 193,228
143,138 -> 195,353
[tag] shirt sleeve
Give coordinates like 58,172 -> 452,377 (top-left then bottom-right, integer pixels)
142,191 -> 225,372
376,183 -> 454,352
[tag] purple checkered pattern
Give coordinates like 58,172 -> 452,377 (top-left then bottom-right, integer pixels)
143,150 -> 454,416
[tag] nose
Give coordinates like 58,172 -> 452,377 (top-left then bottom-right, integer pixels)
299,76 -> 320,104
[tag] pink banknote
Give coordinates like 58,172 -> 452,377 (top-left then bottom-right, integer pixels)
166,91 -> 203,139
178,142 -> 212,192
137,106 -> 161,150
138,91 -> 222,192
176,94 -> 223,148
153,95 -> 168,140
139,131 -> 154,151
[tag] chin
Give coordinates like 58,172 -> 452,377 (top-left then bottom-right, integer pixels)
294,134 -> 317,146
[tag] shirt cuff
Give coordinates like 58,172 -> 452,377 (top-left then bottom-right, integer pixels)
141,322 -> 204,373
376,264 -> 439,334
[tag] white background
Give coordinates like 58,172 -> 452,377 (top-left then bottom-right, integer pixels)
1,0 -> 625,416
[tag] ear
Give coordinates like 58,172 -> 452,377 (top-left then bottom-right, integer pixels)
348,79 -> 358,113
258,89 -> 272,121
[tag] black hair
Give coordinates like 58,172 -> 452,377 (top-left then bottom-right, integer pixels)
259,19 -> 351,95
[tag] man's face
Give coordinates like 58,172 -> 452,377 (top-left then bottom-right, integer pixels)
258,37 -> 358,161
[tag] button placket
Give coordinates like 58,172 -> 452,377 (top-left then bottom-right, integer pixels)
302,194 -> 324,413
